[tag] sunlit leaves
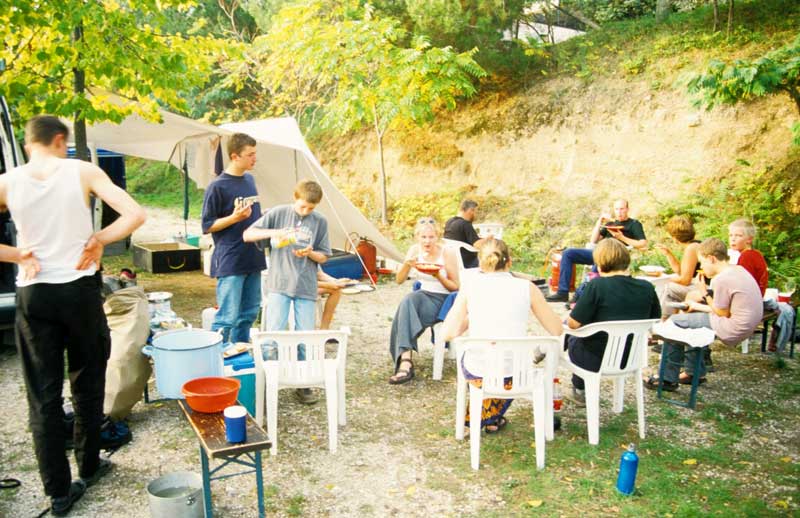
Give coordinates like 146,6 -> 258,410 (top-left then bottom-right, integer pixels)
687,35 -> 800,145
0,0 -> 222,124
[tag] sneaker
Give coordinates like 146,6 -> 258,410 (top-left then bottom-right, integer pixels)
80,458 -> 113,488
294,388 -> 319,405
545,292 -> 569,303
51,480 -> 86,517
566,387 -> 586,408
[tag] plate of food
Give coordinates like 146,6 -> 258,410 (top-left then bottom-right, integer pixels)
341,287 -> 360,295
355,284 -> 375,292
640,265 -> 666,277
604,225 -> 624,231
415,262 -> 442,275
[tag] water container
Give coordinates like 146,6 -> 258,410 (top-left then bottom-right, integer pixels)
201,307 -> 218,331
553,378 -> 563,412
147,471 -> 204,518
616,443 -> 639,495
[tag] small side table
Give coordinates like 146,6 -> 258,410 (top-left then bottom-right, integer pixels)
179,400 -> 271,518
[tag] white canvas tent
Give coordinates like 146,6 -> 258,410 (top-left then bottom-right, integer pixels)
74,97 -> 402,262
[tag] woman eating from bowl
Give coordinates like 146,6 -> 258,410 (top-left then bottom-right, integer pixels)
388,217 -> 459,384
654,215 -> 701,318
441,238 -> 563,433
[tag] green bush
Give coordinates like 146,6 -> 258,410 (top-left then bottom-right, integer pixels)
125,157 -> 205,218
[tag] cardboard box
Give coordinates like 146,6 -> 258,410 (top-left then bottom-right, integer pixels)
133,242 -> 201,273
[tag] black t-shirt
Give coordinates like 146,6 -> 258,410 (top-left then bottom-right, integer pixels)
444,216 -> 480,245
569,275 -> 661,357
599,218 -> 646,241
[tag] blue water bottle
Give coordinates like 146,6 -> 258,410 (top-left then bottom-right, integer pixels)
616,443 -> 639,495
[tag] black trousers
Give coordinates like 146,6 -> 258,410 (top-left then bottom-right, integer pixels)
567,334 -> 633,390
15,273 -> 110,497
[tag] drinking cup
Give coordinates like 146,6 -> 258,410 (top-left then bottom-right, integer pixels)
224,405 -> 247,443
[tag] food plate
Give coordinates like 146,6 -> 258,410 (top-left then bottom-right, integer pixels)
640,265 -> 666,277
415,262 -> 442,275
355,284 -> 375,292
342,287 -> 360,295
604,225 -> 624,231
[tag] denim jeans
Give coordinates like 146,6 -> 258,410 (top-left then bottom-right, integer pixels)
212,272 -> 262,344
263,292 -> 317,360
557,248 -> 595,294
660,312 -> 711,382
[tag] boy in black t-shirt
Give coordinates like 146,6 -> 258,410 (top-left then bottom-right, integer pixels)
565,238 -> 661,406
443,199 -> 480,268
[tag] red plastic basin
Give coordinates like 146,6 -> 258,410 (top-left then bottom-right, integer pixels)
181,376 -> 241,413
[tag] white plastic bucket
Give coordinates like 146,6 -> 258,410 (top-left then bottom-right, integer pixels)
142,329 -> 223,399
146,471 -> 205,518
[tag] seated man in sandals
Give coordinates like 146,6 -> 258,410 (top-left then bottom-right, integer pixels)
442,238 -> 562,433
566,238 -> 661,407
645,238 -> 762,391
388,218 -> 459,384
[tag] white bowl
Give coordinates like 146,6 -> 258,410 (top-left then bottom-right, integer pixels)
640,265 -> 666,274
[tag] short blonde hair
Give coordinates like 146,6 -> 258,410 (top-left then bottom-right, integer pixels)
729,218 -> 756,239
698,238 -> 729,261
477,238 -> 510,272
593,238 -> 630,272
294,179 -> 323,204
665,215 -> 695,243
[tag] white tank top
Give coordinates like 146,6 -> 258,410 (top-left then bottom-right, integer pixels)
462,271 -> 531,375
417,247 -> 450,294
6,159 -> 96,286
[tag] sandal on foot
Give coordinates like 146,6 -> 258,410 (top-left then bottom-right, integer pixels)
484,417 -> 508,434
388,358 -> 415,385
644,375 -> 678,392
678,373 -> 707,385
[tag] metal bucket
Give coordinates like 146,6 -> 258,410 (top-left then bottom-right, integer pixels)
147,471 -> 205,518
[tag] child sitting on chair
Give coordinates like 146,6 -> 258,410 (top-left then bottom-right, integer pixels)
566,238 -> 661,406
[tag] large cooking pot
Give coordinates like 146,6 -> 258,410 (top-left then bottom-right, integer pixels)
142,329 -> 224,399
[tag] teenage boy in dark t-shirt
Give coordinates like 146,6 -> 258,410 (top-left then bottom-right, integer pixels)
565,238 -> 661,406
547,199 -> 648,303
201,133 -> 266,344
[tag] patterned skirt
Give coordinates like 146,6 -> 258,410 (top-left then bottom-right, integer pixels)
461,358 -> 513,427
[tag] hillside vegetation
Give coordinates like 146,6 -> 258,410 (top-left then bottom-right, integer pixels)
313,0 -> 799,279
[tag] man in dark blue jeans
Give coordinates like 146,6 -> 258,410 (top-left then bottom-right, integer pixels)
202,133 -> 266,344
546,199 -> 648,303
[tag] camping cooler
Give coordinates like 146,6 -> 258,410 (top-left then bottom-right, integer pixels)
223,352 -> 256,417
320,249 -> 362,279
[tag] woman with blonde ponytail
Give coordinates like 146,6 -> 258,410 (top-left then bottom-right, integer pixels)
442,238 -> 562,433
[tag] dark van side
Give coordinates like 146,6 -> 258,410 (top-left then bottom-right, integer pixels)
0,96 -> 25,343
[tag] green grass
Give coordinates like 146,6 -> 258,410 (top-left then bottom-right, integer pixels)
125,156 -> 205,218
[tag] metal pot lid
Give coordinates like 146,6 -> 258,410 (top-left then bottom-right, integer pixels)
147,291 -> 173,302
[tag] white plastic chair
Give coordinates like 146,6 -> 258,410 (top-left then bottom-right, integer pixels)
562,319 -> 658,445
431,321 -> 457,381
453,336 -> 562,470
442,238 -> 478,274
251,327 -> 351,454
474,223 -> 504,239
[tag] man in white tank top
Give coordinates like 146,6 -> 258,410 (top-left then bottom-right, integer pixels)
0,115 -> 145,515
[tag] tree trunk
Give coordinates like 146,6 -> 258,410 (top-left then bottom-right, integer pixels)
712,0 -> 719,32
726,0 -> 734,38
72,23 -> 89,162
656,0 -> 671,22
373,110 -> 388,225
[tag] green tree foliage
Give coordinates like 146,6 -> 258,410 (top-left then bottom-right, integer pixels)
560,0 -> 657,23
688,35 -> 800,144
249,0 -> 486,223
0,0 -> 220,151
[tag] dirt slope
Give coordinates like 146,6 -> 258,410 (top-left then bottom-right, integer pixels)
319,75 -> 796,218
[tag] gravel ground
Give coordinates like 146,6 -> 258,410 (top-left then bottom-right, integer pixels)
1,214 -> 798,516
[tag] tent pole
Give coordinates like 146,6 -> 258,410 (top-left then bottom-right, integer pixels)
301,155 -> 376,288
182,145 -> 189,237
